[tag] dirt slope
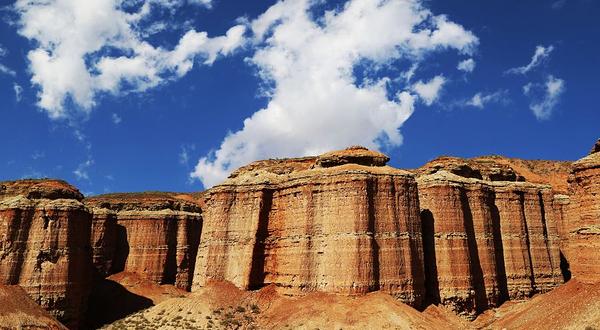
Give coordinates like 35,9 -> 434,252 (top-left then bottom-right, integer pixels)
0,284 -> 67,330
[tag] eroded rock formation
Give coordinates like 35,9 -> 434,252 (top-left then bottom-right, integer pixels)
564,144 -> 600,283
1,142 -> 598,328
0,180 -> 92,329
84,193 -> 203,290
192,147 -> 426,308
416,157 -> 563,319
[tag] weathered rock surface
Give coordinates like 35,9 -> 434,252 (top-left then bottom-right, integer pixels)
192,147 -> 426,308
84,193 -> 203,290
0,179 -> 92,329
0,283 -> 68,330
565,147 -> 600,284
416,157 -> 563,319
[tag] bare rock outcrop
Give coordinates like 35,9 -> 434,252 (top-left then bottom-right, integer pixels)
192,147 -> 426,308
0,179 -> 92,329
416,158 -> 563,319
84,193 -> 202,290
565,146 -> 600,283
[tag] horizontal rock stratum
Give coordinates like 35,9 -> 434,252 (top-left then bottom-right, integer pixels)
0,142 -> 598,329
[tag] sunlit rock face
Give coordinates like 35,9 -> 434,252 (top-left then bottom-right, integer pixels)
84,193 -> 203,291
415,157 -> 563,319
564,141 -> 600,284
192,147 -> 426,308
0,179 -> 92,329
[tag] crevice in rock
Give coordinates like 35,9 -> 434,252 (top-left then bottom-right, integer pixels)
367,179 -> 380,291
111,224 -> 129,274
162,217 -> 178,285
519,192 -> 536,296
460,189 -> 488,313
490,197 -> 509,304
248,189 -> 273,290
185,217 -> 202,291
420,209 -> 439,305
537,192 -> 556,280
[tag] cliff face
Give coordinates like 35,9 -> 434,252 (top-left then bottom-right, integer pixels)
415,158 -> 563,319
192,147 -> 426,308
84,193 -> 203,291
0,180 -> 92,329
564,143 -> 600,283
2,144 -> 597,328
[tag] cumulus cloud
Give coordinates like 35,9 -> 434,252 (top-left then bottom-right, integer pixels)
505,45 -> 554,75
466,90 -> 509,108
523,75 -> 565,120
190,0 -> 478,188
412,75 -> 446,105
14,0 -> 246,119
457,58 -> 475,72
13,83 -> 22,102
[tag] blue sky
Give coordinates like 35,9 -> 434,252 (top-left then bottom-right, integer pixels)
0,0 -> 598,195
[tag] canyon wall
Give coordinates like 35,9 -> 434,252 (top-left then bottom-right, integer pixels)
84,193 -> 203,290
1,142 -> 598,328
415,158 -> 563,319
192,147 -> 426,308
564,140 -> 600,283
0,180 -> 92,329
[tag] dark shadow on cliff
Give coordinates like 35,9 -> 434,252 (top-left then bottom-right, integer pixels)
84,269 -> 154,330
559,251 -> 571,282
420,209 -> 440,307
111,224 -> 129,274
162,217 -> 178,285
460,190 -> 488,313
248,189 -> 274,290
518,192 -> 536,295
490,197 -> 509,304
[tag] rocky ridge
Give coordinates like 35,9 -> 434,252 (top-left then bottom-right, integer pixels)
0,142 -> 598,329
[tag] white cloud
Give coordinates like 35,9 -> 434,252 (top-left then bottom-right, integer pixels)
412,75 -> 446,106
466,89 -> 509,108
111,113 -> 121,124
13,83 -> 22,102
523,75 -> 565,120
505,45 -> 554,75
15,0 -> 246,119
457,58 -> 475,72
188,0 -> 213,8
191,0 -> 478,188
400,63 -> 419,83
73,158 -> 94,181
0,64 -> 16,77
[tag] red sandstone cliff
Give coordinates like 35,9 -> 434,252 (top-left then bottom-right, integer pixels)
0,179 -> 92,329
416,158 -> 563,319
563,140 -> 600,284
84,193 -> 203,291
1,143 -> 598,329
192,147 -> 426,308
